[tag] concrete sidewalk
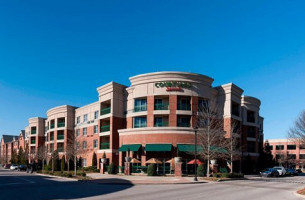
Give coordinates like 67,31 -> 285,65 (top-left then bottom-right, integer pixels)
86,173 -> 207,185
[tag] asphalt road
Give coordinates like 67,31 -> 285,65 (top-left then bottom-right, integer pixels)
0,169 -> 304,200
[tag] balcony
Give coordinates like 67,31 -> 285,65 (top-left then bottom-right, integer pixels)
31,130 -> 36,134
101,107 -> 111,115
100,142 -> 110,150
57,135 -> 64,140
177,104 -> 191,111
154,121 -> 169,127
177,122 -> 190,127
50,124 -> 55,129
57,122 -> 65,128
31,140 -> 36,144
154,103 -> 169,110
134,105 -> 147,112
100,125 -> 110,132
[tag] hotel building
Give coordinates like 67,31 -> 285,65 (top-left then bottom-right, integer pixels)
1,72 -> 263,173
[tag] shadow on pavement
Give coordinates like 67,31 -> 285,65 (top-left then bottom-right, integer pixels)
0,173 -> 134,200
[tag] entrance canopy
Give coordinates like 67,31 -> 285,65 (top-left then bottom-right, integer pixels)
145,144 -> 172,152
177,144 -> 203,152
119,144 -> 141,152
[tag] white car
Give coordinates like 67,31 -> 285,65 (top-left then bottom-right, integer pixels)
273,166 -> 286,176
10,164 -> 18,170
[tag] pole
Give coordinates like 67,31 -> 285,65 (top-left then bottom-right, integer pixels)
194,128 -> 198,181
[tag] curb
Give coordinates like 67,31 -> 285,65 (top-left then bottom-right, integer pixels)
35,172 -> 78,182
91,180 -> 207,185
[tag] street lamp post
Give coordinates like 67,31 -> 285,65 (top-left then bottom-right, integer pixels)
194,126 -> 198,181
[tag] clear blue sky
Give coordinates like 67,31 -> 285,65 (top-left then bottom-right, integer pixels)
0,0 -> 304,139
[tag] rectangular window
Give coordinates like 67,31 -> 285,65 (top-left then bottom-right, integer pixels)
198,99 -> 209,111
94,125 -> 98,134
247,110 -> 255,123
83,114 -> 88,122
133,117 -> 147,128
83,127 -> 87,136
287,145 -> 296,150
76,116 -> 80,124
76,129 -> 80,137
177,116 -> 191,127
300,154 -> 305,159
247,126 -> 256,138
231,101 -> 240,117
93,140 -> 98,148
276,145 -> 284,150
276,154 -> 284,160
134,99 -> 147,112
288,154 -> 296,159
177,98 -> 191,111
94,111 -> 99,119
247,141 -> 256,152
300,145 -> 305,149
154,117 -> 168,127
83,141 -> 87,150
267,145 -> 273,150
154,99 -> 168,110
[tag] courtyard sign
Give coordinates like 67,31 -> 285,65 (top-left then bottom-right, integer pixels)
155,81 -> 192,91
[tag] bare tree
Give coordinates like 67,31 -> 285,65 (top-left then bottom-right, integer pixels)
66,134 -> 86,176
224,120 -> 241,173
37,146 -> 48,171
275,150 -> 287,167
197,100 -> 228,177
288,111 -> 305,144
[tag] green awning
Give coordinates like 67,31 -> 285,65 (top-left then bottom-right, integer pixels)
145,144 -> 172,152
177,144 -> 203,152
119,144 -> 141,152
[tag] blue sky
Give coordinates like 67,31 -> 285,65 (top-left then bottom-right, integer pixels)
0,0 -> 305,139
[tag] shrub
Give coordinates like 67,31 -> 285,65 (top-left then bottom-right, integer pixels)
44,164 -> 52,171
197,164 -> 205,177
92,152 -> 97,167
84,166 -> 98,172
213,173 -> 221,178
147,164 -> 157,176
213,173 -> 244,178
107,163 -> 117,174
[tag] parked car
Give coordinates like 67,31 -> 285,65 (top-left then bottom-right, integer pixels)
286,168 -> 298,176
17,165 -> 27,171
273,166 -> 286,176
260,168 -> 280,177
10,164 -> 18,170
296,169 -> 303,173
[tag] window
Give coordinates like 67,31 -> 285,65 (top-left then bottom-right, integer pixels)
76,116 -> 80,124
266,145 -> 273,150
134,99 -> 147,112
133,117 -> 147,128
247,110 -> 255,123
198,99 -> 209,111
276,145 -> 284,150
83,114 -> 88,122
93,140 -> 98,148
288,154 -> 296,159
231,102 -> 240,117
300,145 -> 305,149
177,98 -> 191,110
83,141 -> 87,150
177,116 -> 191,127
154,117 -> 168,127
83,127 -> 87,136
94,111 -> 99,119
94,125 -> 98,134
76,129 -> 80,137
276,154 -> 284,160
154,99 -> 168,110
300,154 -> 305,159
82,158 -> 87,167
247,126 -> 256,138
247,141 -> 256,152
287,145 -> 296,150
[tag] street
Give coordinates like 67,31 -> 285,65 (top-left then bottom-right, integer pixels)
0,169 -> 304,200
